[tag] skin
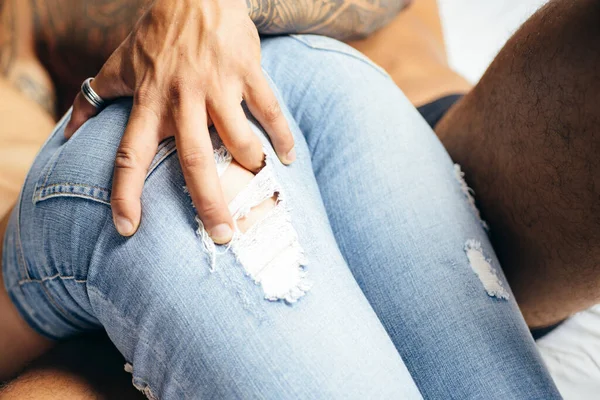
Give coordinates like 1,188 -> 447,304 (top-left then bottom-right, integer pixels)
2,0 -> 597,396
0,78 -> 55,385
353,0 -> 599,328
0,0 -> 408,394
42,0 -> 409,245
435,0 -> 600,328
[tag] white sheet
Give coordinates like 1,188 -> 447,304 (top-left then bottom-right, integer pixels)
437,1 -> 600,398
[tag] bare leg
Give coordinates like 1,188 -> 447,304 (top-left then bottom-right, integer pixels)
0,335 -> 142,399
351,0 -> 600,329
436,0 -> 600,328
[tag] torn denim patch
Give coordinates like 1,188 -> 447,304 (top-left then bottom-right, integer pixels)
464,239 -> 509,300
192,146 -> 311,303
454,164 -> 489,231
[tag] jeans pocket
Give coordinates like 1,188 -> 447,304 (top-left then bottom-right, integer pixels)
32,100 -> 178,207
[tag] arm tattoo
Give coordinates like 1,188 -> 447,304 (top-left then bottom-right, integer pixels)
6,0 -> 400,113
13,73 -> 56,115
247,0 -> 407,40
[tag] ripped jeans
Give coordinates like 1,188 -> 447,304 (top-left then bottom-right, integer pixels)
2,35 -> 561,399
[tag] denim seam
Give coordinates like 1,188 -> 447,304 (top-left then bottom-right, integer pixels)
8,279 -> 89,332
289,35 -> 390,79
36,111 -> 71,192
34,191 -> 111,206
33,146 -> 178,206
39,145 -> 67,193
37,281 -> 89,328
87,284 -> 187,397
14,209 -> 30,281
147,145 -> 177,178
16,273 -> 87,285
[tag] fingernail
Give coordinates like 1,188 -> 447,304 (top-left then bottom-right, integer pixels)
115,216 -> 135,236
285,148 -> 296,164
209,223 -> 233,244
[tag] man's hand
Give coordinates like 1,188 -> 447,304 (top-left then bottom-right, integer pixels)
63,0 -> 295,243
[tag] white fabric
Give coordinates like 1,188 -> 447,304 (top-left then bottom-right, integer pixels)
437,1 -> 600,398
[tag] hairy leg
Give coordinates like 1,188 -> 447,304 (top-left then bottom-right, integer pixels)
0,335 -> 141,399
436,0 -> 600,327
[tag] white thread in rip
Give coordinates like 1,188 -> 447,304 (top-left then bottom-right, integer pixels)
193,146 -> 310,302
454,164 -> 489,230
213,146 -> 233,176
464,239 -> 509,300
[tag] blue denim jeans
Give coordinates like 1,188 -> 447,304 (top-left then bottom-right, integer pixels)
3,35 -> 560,399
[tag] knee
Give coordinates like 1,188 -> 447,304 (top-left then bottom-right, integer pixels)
260,35 -> 400,114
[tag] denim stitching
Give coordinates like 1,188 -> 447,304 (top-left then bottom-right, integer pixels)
14,209 -> 31,281
17,273 -> 87,285
36,112 -> 71,192
147,144 -> 177,178
34,182 -> 111,200
37,280 -> 89,329
33,143 -> 178,206
39,146 -> 67,194
289,35 -> 390,78
33,191 -> 111,206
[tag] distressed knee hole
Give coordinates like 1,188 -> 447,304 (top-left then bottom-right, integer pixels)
187,146 -> 310,303
219,159 -> 277,234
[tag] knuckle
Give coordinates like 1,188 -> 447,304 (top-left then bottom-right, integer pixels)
262,99 -> 282,123
198,200 -> 226,220
167,78 -> 195,107
110,196 -> 131,206
114,146 -> 140,170
180,149 -> 209,170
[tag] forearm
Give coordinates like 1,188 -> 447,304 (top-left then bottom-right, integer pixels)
27,0 -> 408,64
3,0 -> 406,113
248,0 -> 408,40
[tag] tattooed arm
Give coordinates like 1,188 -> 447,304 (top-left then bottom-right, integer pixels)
3,0 -> 408,114
249,0 -> 410,40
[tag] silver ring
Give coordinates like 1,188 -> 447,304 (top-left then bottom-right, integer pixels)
81,77 -> 106,109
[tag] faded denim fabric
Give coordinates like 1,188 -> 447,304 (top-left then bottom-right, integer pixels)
3,35 -> 560,399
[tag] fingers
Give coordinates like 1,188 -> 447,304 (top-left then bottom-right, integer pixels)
244,71 -> 296,165
208,93 -> 264,173
64,52 -> 131,138
175,97 -> 234,244
110,104 -> 161,236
